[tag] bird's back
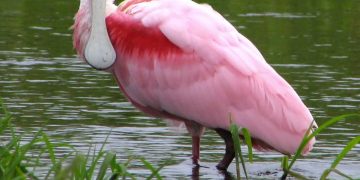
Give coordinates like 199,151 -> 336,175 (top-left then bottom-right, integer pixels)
77,0 -> 316,155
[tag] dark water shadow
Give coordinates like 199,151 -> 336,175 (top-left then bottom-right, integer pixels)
161,159 -> 360,179
190,164 -> 235,180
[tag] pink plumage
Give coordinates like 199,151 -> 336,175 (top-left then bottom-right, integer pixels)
73,0 -> 317,169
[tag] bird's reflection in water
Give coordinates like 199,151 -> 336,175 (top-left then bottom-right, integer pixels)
217,169 -> 235,180
190,165 -> 235,180
191,165 -> 200,180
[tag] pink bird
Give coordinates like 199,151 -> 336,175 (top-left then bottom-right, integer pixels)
73,0 -> 317,170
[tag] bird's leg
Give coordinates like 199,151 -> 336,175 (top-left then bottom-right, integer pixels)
185,121 -> 205,166
192,135 -> 200,165
215,128 -> 235,170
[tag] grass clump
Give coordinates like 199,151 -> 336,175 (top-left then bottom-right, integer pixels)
281,114 -> 360,180
1,97 -> 359,179
0,99 -> 164,180
229,113 -> 360,180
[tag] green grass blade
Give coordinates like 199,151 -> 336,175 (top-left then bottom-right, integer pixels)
109,155 -> 121,180
237,147 -> 248,180
320,136 -> 360,180
230,123 -> 250,180
0,98 -> 12,135
287,170 -> 310,180
114,154 -> 134,178
0,98 -> 8,115
281,155 -> 289,170
330,136 -> 360,169
46,151 -> 75,180
41,132 -> 56,166
140,158 -> 163,180
321,168 -> 332,180
327,168 -> 353,180
87,131 -> 111,179
230,123 -> 241,180
241,128 -> 253,163
96,152 -> 115,180
6,130 -> 43,177
88,145 -> 102,179
76,154 -> 88,179
287,114 -> 360,171
55,153 -> 86,180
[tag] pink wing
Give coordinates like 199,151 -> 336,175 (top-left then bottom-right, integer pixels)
106,0 -> 315,154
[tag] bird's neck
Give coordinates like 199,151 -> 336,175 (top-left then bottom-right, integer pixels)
79,0 -> 116,15
78,0 -> 117,70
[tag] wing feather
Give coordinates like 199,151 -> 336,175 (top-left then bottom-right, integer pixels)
108,0 -> 315,154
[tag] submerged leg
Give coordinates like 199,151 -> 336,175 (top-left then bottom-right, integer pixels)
192,136 -> 200,165
215,128 -> 235,170
185,121 -> 205,166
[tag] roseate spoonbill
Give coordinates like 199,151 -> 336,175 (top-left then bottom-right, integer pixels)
73,0 -> 317,170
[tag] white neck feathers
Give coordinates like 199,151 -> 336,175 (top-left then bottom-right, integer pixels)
84,0 -> 116,70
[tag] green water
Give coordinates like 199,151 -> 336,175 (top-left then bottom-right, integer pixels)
0,0 -> 359,179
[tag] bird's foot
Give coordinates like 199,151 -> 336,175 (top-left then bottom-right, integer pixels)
216,162 -> 228,171
191,158 -> 210,168
192,156 -> 200,166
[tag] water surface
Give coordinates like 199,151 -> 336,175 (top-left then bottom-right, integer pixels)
0,0 -> 359,179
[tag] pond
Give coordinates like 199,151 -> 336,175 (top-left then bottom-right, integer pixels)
0,0 -> 359,179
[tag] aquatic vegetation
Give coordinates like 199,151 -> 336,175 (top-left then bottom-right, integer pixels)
0,99 -> 163,180
281,114 -> 360,180
228,114 -> 253,180
1,99 -> 359,179
229,113 -> 360,179
320,136 -> 360,180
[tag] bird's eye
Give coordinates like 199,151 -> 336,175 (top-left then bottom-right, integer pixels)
312,125 -> 318,131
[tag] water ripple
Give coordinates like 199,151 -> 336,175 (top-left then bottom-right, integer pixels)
238,12 -> 316,19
